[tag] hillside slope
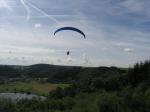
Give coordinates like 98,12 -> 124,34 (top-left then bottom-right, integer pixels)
0,64 -> 126,83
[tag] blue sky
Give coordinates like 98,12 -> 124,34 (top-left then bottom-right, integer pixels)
0,0 -> 149,67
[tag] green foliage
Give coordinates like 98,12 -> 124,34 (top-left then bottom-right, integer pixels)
0,60 -> 149,112
0,65 -> 21,78
0,64 -> 126,83
128,60 -> 150,86
0,99 -> 16,112
96,92 -> 124,112
0,81 -> 69,95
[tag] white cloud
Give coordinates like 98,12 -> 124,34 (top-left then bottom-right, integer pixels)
34,23 -> 41,28
24,0 -> 60,25
124,48 -> 134,52
57,59 -> 62,63
0,0 -> 12,10
20,0 -> 31,20
67,56 -> 73,63
0,0 -> 149,67
121,0 -> 144,12
82,53 -> 89,64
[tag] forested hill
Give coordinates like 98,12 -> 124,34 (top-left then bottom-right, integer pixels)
0,64 -> 126,82
0,61 -> 149,112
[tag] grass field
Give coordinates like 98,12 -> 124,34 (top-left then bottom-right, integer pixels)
0,81 -> 70,96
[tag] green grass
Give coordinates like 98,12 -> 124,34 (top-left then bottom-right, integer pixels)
0,81 -> 70,96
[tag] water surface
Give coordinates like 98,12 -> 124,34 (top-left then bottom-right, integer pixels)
0,93 -> 46,101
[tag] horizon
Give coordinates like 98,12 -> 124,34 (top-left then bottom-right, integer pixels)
0,62 -> 136,68
0,0 -> 150,67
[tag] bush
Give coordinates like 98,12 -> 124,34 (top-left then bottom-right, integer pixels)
96,92 -> 125,112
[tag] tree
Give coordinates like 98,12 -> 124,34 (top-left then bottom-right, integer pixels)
96,92 -> 124,112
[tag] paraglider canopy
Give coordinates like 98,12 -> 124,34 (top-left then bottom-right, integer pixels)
54,27 -> 86,38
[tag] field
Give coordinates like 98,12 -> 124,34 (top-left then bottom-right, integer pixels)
0,81 -> 69,96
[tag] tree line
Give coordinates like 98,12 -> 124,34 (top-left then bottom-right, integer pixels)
0,60 -> 149,112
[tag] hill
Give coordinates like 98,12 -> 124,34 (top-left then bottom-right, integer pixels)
0,61 -> 149,112
0,64 -> 126,83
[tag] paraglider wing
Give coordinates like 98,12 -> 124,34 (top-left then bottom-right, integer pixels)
54,27 -> 86,38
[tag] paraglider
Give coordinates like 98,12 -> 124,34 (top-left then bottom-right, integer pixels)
54,27 -> 86,38
54,26 -> 86,57
67,51 -> 70,56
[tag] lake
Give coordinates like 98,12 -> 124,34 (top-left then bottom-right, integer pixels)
0,93 -> 46,101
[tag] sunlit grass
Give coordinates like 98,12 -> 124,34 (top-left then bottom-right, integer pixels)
0,81 -> 70,96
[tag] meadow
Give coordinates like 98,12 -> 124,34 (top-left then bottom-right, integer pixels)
0,81 -> 69,96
